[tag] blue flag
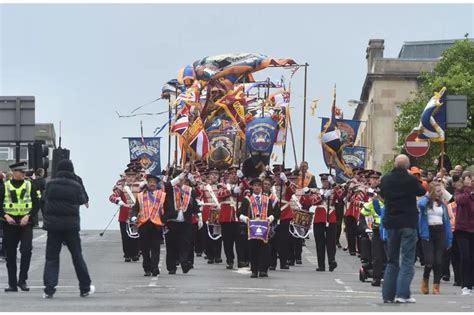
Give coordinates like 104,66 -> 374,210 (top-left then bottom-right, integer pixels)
128,137 -> 161,176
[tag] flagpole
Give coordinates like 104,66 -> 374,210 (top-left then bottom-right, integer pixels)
287,107 -> 298,169
302,62 -> 308,162
168,96 -> 172,168
174,86 -> 178,167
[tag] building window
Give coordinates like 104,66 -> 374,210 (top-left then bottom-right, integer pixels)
13,147 -> 28,160
0,147 -> 11,160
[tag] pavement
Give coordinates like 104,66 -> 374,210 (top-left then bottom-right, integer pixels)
0,229 -> 473,312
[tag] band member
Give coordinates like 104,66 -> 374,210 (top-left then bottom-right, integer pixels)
271,165 -> 295,270
163,171 -> 201,274
235,170 -> 251,268
239,178 -> 280,278
287,171 -> 304,265
344,170 -> 368,256
218,166 -> 242,270
109,165 -> 144,262
262,173 -> 281,271
200,168 -> 223,264
1,162 -> 41,292
296,161 -> 317,189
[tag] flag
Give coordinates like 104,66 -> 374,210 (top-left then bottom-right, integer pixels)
320,85 -> 351,175
415,87 -> 447,143
320,117 -> 361,167
183,117 -> 209,159
171,106 -> 190,136
128,137 -> 161,176
215,86 -> 247,139
269,91 -> 290,145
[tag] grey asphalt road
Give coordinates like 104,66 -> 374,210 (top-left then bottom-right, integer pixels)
0,229 -> 472,312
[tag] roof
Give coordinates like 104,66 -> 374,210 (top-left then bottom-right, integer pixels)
398,39 -> 474,59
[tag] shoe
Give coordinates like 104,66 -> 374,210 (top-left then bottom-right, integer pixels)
168,270 -> 176,275
238,262 -> 246,268
329,261 -> 337,272
259,271 -> 268,277
383,299 -> 394,303
453,281 -> 461,287
342,247 -> 348,251
371,279 -> 381,287
80,285 -> 95,297
182,264 -> 191,274
132,256 -> 139,262
421,278 -> 429,294
250,273 -> 258,278
17,282 -> 30,292
124,257 -> 132,262
288,260 -> 295,266
269,266 -> 276,271
461,287 -> 472,296
433,283 -> 440,295
350,252 -> 356,256
316,267 -> 325,272
144,271 -> 152,277
175,261 -> 179,266
296,259 -> 302,265
152,269 -> 160,277
280,265 -> 289,270
4,287 -> 18,292
43,292 -> 54,299
395,297 -> 416,303
207,259 -> 215,264
215,258 -> 223,264
226,263 -> 234,270
196,253 -> 202,257
336,243 -> 342,249
442,275 -> 450,282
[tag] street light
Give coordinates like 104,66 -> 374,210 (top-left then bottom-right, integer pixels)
347,99 -> 365,107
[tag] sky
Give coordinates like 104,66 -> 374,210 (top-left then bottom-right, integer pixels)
1,4 -> 473,229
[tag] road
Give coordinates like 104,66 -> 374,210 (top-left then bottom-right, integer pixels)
0,229 -> 472,312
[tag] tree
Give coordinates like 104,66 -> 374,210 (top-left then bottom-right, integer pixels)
394,37 -> 474,170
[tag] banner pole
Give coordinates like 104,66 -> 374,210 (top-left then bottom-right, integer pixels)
302,62 -> 308,162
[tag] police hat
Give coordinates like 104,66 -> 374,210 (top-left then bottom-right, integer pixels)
319,173 -> 331,181
9,161 -> 27,172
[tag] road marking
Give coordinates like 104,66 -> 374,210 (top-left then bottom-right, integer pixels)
448,301 -> 457,304
321,289 -> 378,295
286,302 -> 295,305
28,285 -> 77,289
232,269 -> 251,275
232,301 -> 241,304
224,287 -> 283,291
302,247 -> 311,255
179,301 -> 189,304
335,279 -> 345,285
344,286 -> 354,292
266,294 -> 378,299
33,233 -> 47,242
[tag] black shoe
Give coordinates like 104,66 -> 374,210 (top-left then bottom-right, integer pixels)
182,264 -> 191,274
132,256 -> 139,262
296,259 -> 302,265
43,292 -> 54,299
80,285 -> 95,297
196,253 -> 202,257
207,259 -> 215,264
250,273 -> 258,278
175,261 -> 180,266
152,269 -> 160,276
204,255 -> 208,260
336,243 -> 342,249
259,271 -> 268,277
329,261 -> 338,272
144,271 -> 152,277
17,282 -> 30,292
226,263 -> 234,270
442,275 -> 450,282
371,279 -> 381,287
238,262 -> 246,268
124,257 -> 132,262
350,252 -> 356,256
168,270 -> 176,275
280,265 -> 290,270
357,254 -> 361,258
316,267 -> 325,272
453,281 -> 461,287
269,265 -> 276,271
343,247 -> 348,251
244,261 -> 250,267
288,260 -> 295,266
215,258 -> 223,264
4,287 -> 18,292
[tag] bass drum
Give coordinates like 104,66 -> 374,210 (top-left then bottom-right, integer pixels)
289,209 -> 313,239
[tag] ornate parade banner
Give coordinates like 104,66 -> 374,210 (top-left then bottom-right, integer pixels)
128,137 -> 161,176
335,146 -> 367,184
245,116 -> 278,169
248,219 -> 270,243
207,133 -> 236,170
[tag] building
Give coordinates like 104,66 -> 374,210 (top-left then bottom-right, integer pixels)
0,123 -> 56,175
352,38 -> 473,171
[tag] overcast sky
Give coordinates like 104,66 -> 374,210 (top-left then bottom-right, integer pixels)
1,4 -> 472,229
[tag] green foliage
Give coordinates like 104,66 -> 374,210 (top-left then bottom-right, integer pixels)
395,38 -> 474,169
381,159 -> 395,175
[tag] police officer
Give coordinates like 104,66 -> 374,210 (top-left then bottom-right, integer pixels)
0,162 -> 41,292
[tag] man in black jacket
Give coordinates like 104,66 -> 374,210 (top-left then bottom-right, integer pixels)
42,159 -> 94,298
380,154 -> 426,304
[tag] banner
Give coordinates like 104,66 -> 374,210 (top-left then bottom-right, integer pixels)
321,118 -> 362,168
245,116 -> 278,169
208,133 -> 236,170
335,146 -> 367,184
248,220 -> 270,243
128,137 -> 161,176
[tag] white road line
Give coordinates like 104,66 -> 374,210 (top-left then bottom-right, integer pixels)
286,302 -> 295,305
179,301 -> 189,304
448,301 -> 457,304
335,279 -> 345,285
33,233 -> 47,242
344,286 -> 354,292
28,285 -> 76,289
266,294 -> 378,299
224,287 -> 283,291
321,289 -> 378,295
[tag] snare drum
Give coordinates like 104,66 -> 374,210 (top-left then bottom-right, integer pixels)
208,208 -> 220,226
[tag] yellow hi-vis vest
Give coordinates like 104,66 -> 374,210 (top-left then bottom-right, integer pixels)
3,180 -> 33,216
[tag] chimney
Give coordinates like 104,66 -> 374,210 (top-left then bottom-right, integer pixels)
366,39 -> 385,73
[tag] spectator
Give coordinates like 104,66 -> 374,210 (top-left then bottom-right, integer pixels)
380,154 -> 426,304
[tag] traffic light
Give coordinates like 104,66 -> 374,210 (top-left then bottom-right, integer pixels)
27,141 -> 50,175
52,147 -> 70,178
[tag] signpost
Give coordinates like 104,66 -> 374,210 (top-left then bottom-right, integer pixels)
404,131 -> 430,158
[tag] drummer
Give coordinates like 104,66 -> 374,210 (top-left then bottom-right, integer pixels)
238,178 -> 280,278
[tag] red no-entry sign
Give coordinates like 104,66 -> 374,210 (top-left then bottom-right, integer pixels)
405,132 -> 430,157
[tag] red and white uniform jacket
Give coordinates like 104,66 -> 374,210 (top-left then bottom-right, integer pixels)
345,189 -> 368,219
273,182 -> 297,221
216,183 -> 240,223
199,183 -> 220,222
109,178 -> 146,222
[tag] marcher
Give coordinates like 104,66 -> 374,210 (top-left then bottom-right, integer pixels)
380,154 -> 426,304
1,162 -> 41,293
42,159 -> 94,298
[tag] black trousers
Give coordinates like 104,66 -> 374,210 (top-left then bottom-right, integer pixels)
195,222 -> 206,255
0,221 -> 4,257
270,220 -> 291,267
371,228 -> 386,280
43,230 -> 91,295
188,223 -> 198,266
422,225 -> 446,284
313,223 -> 336,268
138,221 -> 162,273
221,222 -> 239,264
288,234 -> 303,262
455,230 -> 474,290
249,239 -> 270,273
359,233 -> 372,263
165,221 -> 192,272
443,233 -> 461,283
3,223 -> 32,288
344,216 -> 357,254
335,201 -> 344,245
205,223 -> 222,261
236,223 -> 250,264
119,222 -> 139,258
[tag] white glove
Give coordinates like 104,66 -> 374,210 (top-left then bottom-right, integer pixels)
179,172 -> 186,180
365,228 -> 373,233
267,215 -> 275,224
198,219 -> 203,230
303,187 -> 310,194
239,214 -> 249,223
280,172 -> 288,183
324,190 -> 332,199
233,186 -> 241,195
117,200 -> 126,206
171,173 -> 186,186
236,170 -> 244,179
309,206 -> 316,214
197,200 -> 204,207
130,216 -> 137,223
187,173 -> 195,183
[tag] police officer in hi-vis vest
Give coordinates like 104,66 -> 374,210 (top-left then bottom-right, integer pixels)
0,162 -> 41,292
